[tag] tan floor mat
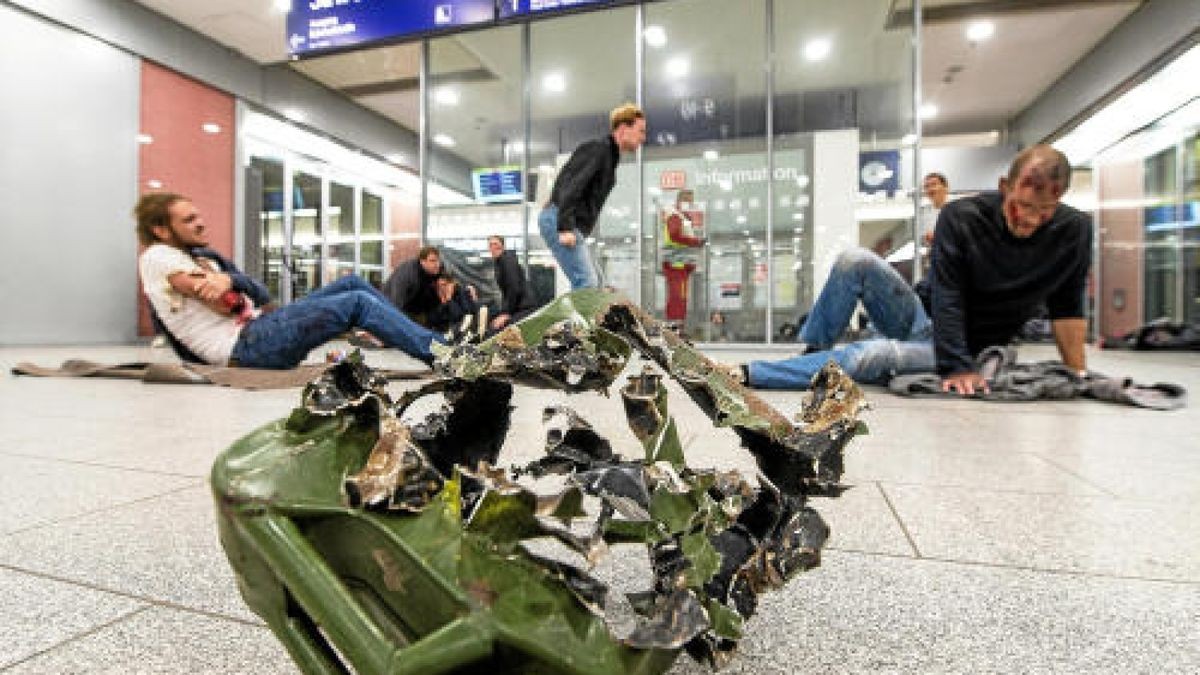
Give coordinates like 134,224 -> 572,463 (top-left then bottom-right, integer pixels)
11,359 -> 430,390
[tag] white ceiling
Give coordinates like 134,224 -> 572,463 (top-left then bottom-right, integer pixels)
133,0 -> 1141,160
134,0 -> 292,64
919,1 -> 1139,134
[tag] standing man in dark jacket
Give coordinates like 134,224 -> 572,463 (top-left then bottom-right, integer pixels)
487,235 -> 536,331
539,103 -> 647,289
734,145 -> 1092,394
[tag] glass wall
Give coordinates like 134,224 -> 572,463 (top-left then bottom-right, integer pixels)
774,1 -> 913,338
277,0 -> 916,341
1091,101 -> 1200,338
426,25 -> 525,307
642,0 -> 769,342
249,156 -> 286,300
241,111 -> 420,304
531,6 -> 639,302
419,0 -> 914,342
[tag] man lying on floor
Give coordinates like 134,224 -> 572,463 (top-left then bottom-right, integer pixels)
735,144 -> 1092,395
135,192 -> 443,369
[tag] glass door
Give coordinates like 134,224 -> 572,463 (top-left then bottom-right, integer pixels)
250,156 -> 286,300
291,167 -> 325,298
361,191 -> 386,287
327,180 -> 357,282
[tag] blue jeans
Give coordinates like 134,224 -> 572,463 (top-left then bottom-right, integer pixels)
230,275 -> 443,369
539,205 -> 599,289
748,248 -> 935,389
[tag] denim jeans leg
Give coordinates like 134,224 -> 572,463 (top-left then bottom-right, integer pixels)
799,248 -> 924,347
231,279 -> 443,368
540,206 -> 598,289
231,303 -> 349,369
748,338 -> 935,390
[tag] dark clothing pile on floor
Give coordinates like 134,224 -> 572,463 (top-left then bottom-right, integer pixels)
1101,318 -> 1200,351
887,346 -> 1186,410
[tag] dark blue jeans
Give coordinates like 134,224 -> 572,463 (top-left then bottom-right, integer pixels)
748,248 -> 935,389
230,275 -> 443,369
539,205 -> 600,289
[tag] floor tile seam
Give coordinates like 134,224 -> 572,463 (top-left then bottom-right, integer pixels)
857,479 -> 1107,499
0,480 -> 205,539
0,449 -> 207,480
873,482 -> 922,559
0,605 -> 153,673
1025,454 -> 1120,497
824,548 -> 1200,587
0,562 -> 267,628
872,478 -> 1200,505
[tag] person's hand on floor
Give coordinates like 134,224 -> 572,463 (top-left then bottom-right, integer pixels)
941,371 -> 990,396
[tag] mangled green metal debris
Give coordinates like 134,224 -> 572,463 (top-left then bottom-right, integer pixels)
212,288 -> 867,674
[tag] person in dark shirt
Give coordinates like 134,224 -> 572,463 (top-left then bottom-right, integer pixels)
426,272 -> 480,334
487,235 -> 536,331
538,103 -> 646,289
736,145 -> 1091,395
381,246 -> 443,326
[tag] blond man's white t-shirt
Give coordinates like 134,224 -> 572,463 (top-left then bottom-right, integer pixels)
138,244 -> 243,365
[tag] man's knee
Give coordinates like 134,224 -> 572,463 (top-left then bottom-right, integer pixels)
840,340 -> 902,384
834,247 -> 882,273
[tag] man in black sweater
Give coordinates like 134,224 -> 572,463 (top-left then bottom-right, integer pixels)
741,145 -> 1091,395
487,235 -> 536,331
538,103 -> 646,289
381,246 -> 443,326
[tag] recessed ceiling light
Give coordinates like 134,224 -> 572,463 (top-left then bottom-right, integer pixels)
283,108 -> 305,123
433,133 -> 456,148
644,25 -> 667,48
804,38 -> 832,62
966,21 -> 995,42
434,87 -> 459,106
201,122 -> 221,134
666,56 -> 690,78
736,215 -> 748,224
273,0 -> 291,12
137,133 -> 153,145
147,179 -> 163,189
542,72 -> 566,93
703,149 -> 719,161
920,103 -> 939,119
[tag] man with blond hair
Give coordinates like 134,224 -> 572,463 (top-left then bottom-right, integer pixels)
539,103 -> 647,289
136,192 -> 442,368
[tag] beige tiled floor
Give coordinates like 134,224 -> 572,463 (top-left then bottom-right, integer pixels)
1,342 -> 1197,673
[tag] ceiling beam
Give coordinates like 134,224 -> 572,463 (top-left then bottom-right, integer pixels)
340,68 -> 493,97
886,0 -> 1142,30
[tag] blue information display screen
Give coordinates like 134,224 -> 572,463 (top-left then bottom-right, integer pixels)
288,0 -> 496,55
472,166 -> 523,203
498,0 -> 612,19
